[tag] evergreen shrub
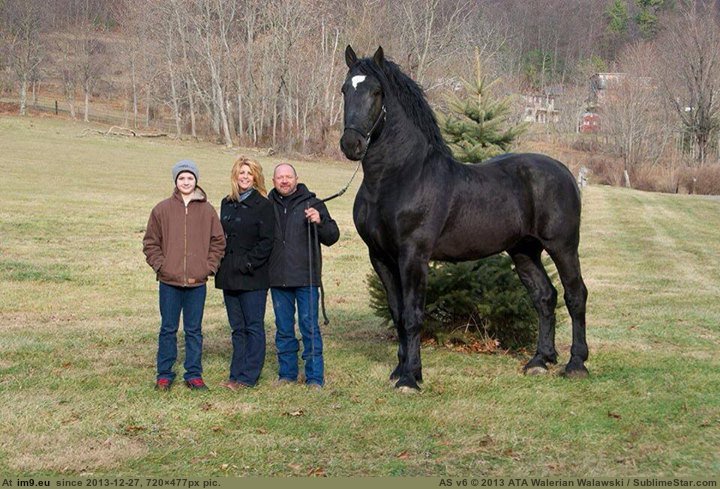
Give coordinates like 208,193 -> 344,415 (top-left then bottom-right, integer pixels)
367,254 -> 546,350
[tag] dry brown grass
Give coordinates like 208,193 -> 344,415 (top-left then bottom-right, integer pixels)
677,165 -> 720,195
521,135 -> 720,195
10,432 -> 148,474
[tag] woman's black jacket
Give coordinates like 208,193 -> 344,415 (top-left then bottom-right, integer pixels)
215,190 -> 274,291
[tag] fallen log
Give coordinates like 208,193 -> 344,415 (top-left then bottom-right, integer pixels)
80,126 -> 167,138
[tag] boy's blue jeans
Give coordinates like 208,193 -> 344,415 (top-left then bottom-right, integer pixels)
270,286 -> 324,386
157,282 -> 206,382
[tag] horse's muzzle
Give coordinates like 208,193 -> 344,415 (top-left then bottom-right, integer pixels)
340,129 -> 367,161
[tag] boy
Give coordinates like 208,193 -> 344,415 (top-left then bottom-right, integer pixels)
143,160 -> 225,390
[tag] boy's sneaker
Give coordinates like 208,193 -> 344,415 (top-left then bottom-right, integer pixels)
155,378 -> 173,391
185,378 -> 209,390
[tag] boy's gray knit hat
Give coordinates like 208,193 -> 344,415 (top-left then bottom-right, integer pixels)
172,159 -> 199,183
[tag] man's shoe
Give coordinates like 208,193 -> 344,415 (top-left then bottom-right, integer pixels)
274,378 -> 296,387
185,378 -> 209,390
220,380 -> 250,391
155,378 -> 172,391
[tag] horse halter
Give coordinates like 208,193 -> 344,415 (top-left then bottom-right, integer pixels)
322,103 -> 386,203
344,104 -> 387,156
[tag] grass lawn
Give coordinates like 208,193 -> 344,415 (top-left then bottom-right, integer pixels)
0,115 -> 718,477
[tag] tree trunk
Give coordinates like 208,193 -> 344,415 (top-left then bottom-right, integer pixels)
146,89 -> 151,127
237,91 -> 244,143
68,99 -> 76,119
131,58 -> 138,129
84,86 -> 90,123
187,80 -> 197,139
272,103 -> 278,148
216,83 -> 233,147
697,133 -> 708,167
623,170 -> 631,188
210,83 -> 221,135
19,77 -> 28,116
226,97 -> 237,140
168,61 -> 182,138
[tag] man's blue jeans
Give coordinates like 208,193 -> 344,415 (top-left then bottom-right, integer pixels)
223,289 -> 267,386
270,286 -> 324,386
157,282 -> 206,382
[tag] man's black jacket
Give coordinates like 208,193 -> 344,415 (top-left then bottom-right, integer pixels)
268,184 -> 340,288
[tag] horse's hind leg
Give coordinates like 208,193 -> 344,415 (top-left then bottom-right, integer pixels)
369,254 -> 406,381
509,242 -> 559,374
548,247 -> 589,378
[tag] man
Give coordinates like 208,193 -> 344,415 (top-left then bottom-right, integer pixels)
268,163 -> 340,388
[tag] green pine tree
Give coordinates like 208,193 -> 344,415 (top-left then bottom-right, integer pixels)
635,0 -> 664,38
438,49 -> 527,163
606,0 -> 630,35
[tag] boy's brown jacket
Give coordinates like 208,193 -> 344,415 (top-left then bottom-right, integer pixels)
143,187 -> 225,287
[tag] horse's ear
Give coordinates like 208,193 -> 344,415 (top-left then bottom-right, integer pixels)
373,46 -> 384,67
345,45 -> 357,68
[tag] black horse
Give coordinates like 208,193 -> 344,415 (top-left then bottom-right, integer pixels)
340,46 -> 589,391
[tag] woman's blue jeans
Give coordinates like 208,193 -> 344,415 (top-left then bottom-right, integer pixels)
270,286 -> 324,386
157,282 -> 206,382
223,289 -> 267,386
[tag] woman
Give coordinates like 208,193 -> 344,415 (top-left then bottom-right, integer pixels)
215,156 -> 274,389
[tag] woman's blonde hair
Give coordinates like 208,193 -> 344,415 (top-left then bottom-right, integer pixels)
229,156 -> 267,199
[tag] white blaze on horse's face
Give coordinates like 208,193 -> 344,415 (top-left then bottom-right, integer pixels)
351,75 -> 367,90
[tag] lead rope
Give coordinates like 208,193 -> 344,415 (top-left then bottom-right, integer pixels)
306,203 -> 320,382
313,223 -> 329,325
320,159 -> 361,204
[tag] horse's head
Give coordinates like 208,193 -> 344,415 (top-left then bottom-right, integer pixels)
340,45 -> 386,161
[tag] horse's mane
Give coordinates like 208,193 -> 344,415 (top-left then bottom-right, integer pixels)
355,57 -> 452,158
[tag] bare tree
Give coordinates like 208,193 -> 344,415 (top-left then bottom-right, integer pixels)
12,0 -> 698,159
52,0 -> 113,123
144,0 -> 185,138
169,0 -> 201,139
190,0 -> 235,147
394,0 -> 473,86
77,25 -> 104,122
54,32 -> 79,119
0,0 -> 45,115
117,1 -> 158,129
655,2 -> 720,166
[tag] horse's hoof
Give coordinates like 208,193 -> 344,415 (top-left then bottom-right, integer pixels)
523,356 -> 548,375
397,385 -> 420,394
524,366 -> 549,376
394,377 -> 421,392
561,364 -> 589,379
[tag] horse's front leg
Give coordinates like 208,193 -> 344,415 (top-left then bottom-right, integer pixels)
395,248 -> 429,391
369,254 -> 405,381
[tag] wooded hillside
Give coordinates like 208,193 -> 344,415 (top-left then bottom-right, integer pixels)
2,0 -> 719,189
